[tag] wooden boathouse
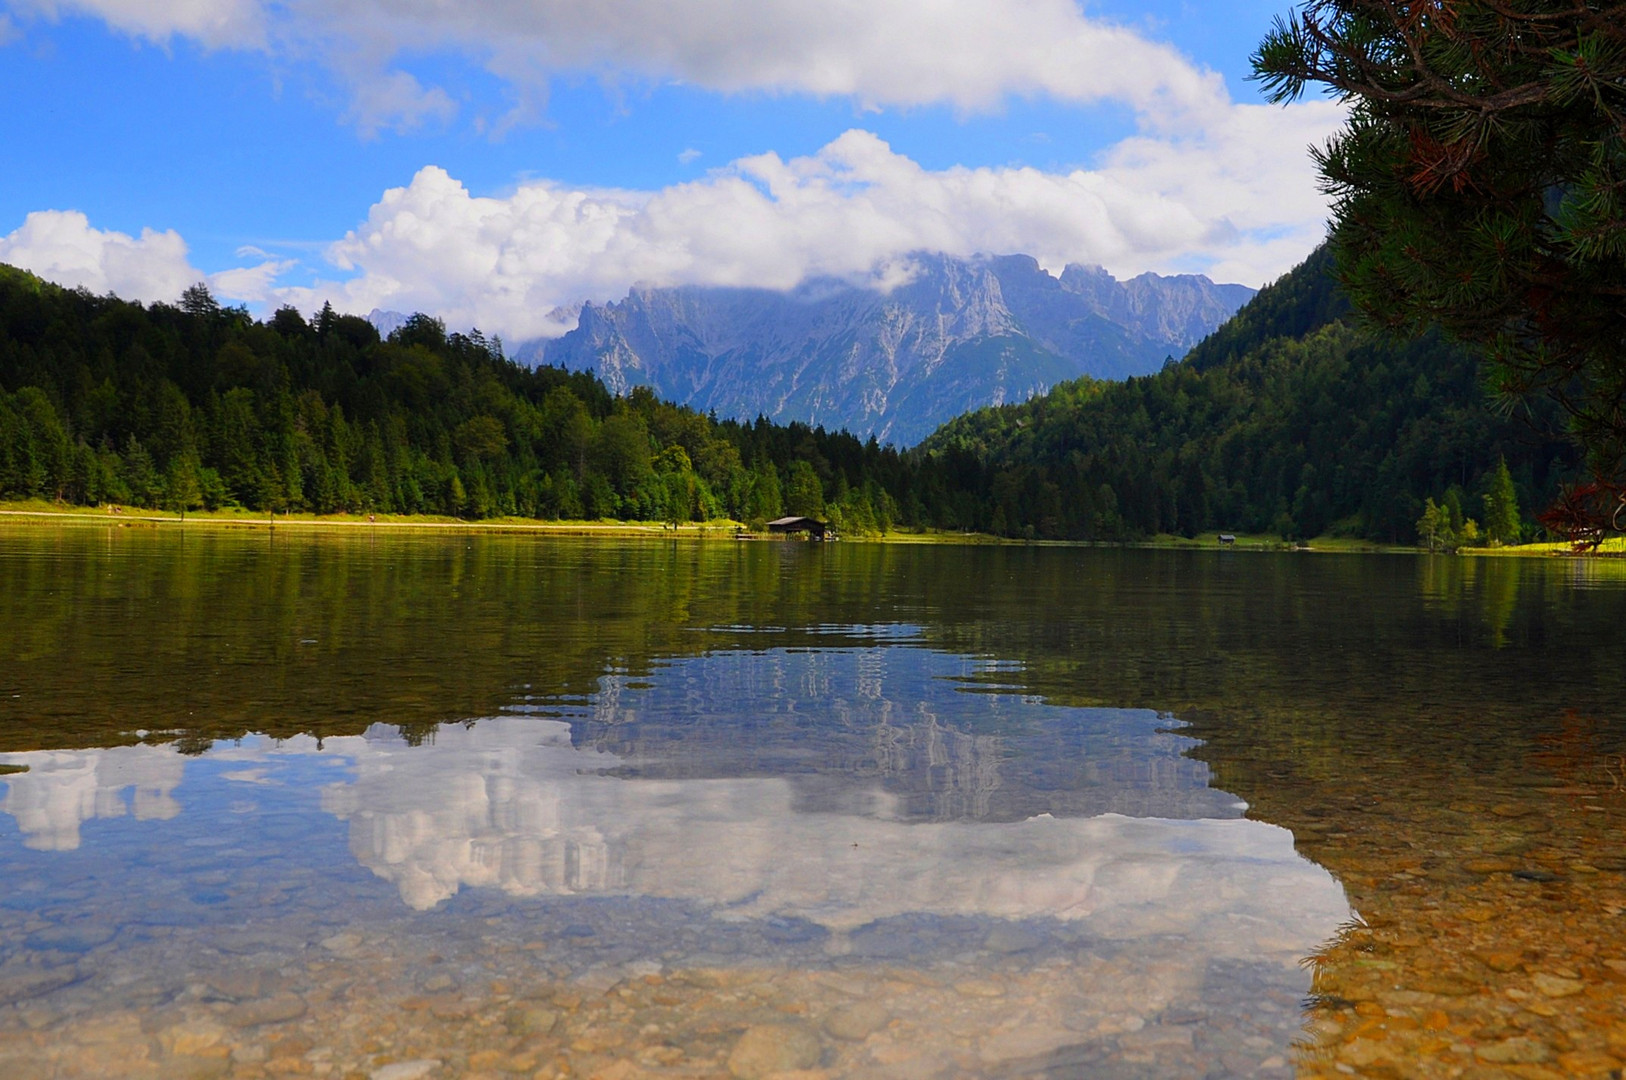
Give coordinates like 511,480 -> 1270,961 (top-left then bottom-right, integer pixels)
766,516 -> 829,540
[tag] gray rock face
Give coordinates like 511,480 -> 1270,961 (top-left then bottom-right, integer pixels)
1053,261 -> 1257,352
520,253 -> 1253,445
365,309 -> 412,339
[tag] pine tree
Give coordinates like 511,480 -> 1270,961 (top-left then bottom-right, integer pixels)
1482,457 -> 1523,545
1254,2 -> 1626,482
120,436 -> 160,508
784,460 -> 825,518
180,283 -> 220,320
165,452 -> 203,519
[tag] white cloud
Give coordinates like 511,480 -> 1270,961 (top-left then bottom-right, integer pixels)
6,0 -> 263,48
317,718 -> 1348,946
5,0 -> 1236,133
309,0 -> 1228,121
0,209 -> 298,307
278,112 -> 1340,341
0,3 -> 1346,338
0,744 -> 184,852
678,148 -> 702,166
0,4 -> 1347,338
3,96 -> 1343,340
340,66 -> 458,138
208,257 -> 295,302
0,210 -> 199,304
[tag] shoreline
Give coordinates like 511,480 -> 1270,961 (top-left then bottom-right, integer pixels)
0,503 -> 1612,556
0,506 -> 732,539
0,503 -> 993,544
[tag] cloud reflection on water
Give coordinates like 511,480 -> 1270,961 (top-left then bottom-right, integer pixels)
319,717 -> 1351,966
0,745 -> 183,851
0,647 -> 1352,974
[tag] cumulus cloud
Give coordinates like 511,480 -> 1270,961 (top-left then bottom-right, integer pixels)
209,257 -> 296,302
277,114 -> 1340,341
3,99 -> 1343,340
0,209 -> 291,306
0,3 -> 1346,338
0,210 -> 199,303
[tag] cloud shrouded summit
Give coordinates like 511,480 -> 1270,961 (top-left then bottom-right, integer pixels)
0,0 -> 1344,340
284,114 -> 1336,342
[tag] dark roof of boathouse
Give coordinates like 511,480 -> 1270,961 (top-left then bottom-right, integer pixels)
766,516 -> 827,535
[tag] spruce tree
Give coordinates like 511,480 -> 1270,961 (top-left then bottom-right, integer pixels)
1254,2 -> 1626,484
1482,457 -> 1522,544
165,452 -> 203,519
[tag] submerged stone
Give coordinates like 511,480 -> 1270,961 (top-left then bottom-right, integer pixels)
505,1005 -> 559,1037
983,923 -> 1045,954
727,1023 -> 822,1078
823,1001 -> 890,1041
1531,973 -> 1585,998
24,925 -> 115,953
224,993 -> 307,1028
0,966 -> 81,1004
1475,1036 -> 1552,1064
371,1061 -> 441,1080
163,1054 -> 232,1080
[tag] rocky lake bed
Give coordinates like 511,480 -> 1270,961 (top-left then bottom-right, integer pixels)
4,528 -> 1626,1077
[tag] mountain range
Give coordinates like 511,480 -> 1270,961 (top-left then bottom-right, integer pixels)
499,253 -> 1253,446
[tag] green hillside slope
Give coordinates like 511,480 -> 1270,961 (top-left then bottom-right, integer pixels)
0,266 -> 912,531
916,245 -> 1577,542
0,249 -> 1582,545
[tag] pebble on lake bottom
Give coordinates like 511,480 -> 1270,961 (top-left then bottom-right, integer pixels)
0,921 -> 1317,1080
1259,761 -> 1626,1080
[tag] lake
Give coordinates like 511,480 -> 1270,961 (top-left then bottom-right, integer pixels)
1,524 -> 1624,1079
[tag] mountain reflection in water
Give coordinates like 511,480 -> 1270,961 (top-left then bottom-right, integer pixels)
0,637 -> 1351,1080
0,648 -> 1349,944
0,703 -> 1347,943
324,712 -> 1345,941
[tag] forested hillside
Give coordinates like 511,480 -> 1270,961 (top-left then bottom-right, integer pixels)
0,247 -> 1583,544
916,245 -> 1578,542
0,265 -> 910,532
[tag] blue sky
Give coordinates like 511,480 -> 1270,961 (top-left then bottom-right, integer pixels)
0,1 -> 1338,342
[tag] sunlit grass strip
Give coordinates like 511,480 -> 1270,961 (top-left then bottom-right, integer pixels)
7,500 -> 1626,554
1472,536 -> 1626,557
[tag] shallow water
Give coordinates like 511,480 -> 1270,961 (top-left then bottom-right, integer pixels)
0,526 -> 1624,1079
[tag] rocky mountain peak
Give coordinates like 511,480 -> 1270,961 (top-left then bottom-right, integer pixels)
518,252 -> 1254,445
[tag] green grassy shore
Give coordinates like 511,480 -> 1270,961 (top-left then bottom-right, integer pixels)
0,499 -> 993,543
1,500 -> 1614,556
1139,531 -> 1626,557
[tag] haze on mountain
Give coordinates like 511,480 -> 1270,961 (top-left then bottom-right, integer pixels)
507,253 -> 1254,447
